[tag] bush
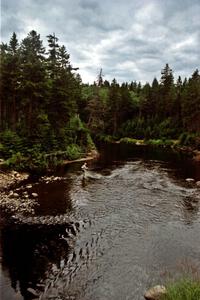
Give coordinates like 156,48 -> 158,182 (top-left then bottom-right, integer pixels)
162,278 -> 200,300
66,144 -> 82,160
86,133 -> 96,150
145,139 -> 165,146
5,152 -> 27,170
119,137 -> 137,144
97,134 -> 114,143
179,132 -> 200,147
0,130 -> 25,158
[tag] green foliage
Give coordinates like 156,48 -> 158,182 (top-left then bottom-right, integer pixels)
145,139 -> 167,146
145,138 -> 174,147
179,132 -> 200,147
86,133 -> 96,150
119,137 -> 138,144
66,144 -> 82,160
97,134 -> 114,143
162,278 -> 200,300
5,152 -> 27,170
0,31 -> 96,171
0,130 -> 25,158
1,32 -> 200,172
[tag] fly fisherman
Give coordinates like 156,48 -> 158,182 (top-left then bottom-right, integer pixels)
81,162 -> 88,178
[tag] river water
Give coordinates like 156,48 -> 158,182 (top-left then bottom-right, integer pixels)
1,144 -> 200,300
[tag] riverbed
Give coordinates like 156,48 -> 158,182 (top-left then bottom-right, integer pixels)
1,144 -> 200,300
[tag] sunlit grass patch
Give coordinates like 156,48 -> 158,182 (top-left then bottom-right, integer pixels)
162,278 -> 200,300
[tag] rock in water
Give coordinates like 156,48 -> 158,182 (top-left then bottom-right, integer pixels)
13,193 -> 19,198
31,192 -> 38,198
26,184 -> 32,189
185,178 -> 195,182
144,285 -> 166,300
27,287 -> 39,297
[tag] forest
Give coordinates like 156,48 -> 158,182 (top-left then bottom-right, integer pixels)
0,30 -> 200,171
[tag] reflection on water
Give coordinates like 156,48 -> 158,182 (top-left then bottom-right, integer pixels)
1,144 -> 200,300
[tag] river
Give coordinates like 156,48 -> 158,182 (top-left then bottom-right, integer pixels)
1,144 -> 200,300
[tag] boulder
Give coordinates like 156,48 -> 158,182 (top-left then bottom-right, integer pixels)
26,184 -> 32,189
144,285 -> 167,300
196,181 -> 200,187
185,178 -> 195,182
27,287 -> 39,297
31,193 -> 38,198
13,193 -> 19,198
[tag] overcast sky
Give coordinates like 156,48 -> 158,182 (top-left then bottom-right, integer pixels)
1,0 -> 200,84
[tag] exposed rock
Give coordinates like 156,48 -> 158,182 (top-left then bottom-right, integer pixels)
185,178 -> 195,182
27,287 -> 39,297
11,170 -> 18,176
0,170 -> 38,216
13,193 -> 19,198
0,171 -> 29,190
26,184 -> 32,189
144,285 -> 167,300
196,181 -> 200,187
31,192 -> 38,198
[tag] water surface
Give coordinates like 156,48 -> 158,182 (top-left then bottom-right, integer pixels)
1,144 -> 200,300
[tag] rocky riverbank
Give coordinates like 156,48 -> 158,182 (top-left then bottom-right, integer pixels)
0,150 -> 99,217
0,170 -> 37,216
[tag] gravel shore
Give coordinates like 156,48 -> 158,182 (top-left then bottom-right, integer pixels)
0,171 -> 37,216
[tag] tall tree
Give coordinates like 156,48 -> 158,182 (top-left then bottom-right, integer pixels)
159,63 -> 175,118
19,30 -> 46,135
182,69 -> 200,131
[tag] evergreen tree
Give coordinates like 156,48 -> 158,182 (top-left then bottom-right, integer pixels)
107,79 -> 121,136
0,33 -> 20,130
159,63 -> 175,118
182,69 -> 200,131
19,30 -> 46,136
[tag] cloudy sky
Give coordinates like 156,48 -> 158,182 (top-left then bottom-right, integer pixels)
1,0 -> 200,84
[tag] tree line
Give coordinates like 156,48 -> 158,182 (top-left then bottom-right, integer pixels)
83,64 -> 200,143
0,30 -> 200,170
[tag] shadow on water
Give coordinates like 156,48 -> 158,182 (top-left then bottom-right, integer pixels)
1,222 -> 79,299
34,179 -> 73,216
97,142 -> 200,181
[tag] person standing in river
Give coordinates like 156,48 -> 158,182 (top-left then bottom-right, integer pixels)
81,162 -> 88,179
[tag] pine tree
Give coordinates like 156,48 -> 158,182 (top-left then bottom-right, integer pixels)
107,79 -> 121,136
159,63 -> 175,118
182,69 -> 200,131
19,30 -> 46,136
0,33 -> 20,130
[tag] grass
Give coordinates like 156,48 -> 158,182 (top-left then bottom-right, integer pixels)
162,278 -> 200,300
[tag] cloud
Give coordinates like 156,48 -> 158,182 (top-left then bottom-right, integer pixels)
1,0 -> 200,84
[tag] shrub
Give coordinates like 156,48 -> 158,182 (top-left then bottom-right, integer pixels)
66,144 -> 82,160
5,152 -> 27,170
97,134 -> 114,143
0,130 -> 25,158
86,133 -> 96,150
119,137 -> 137,144
145,139 -> 164,146
179,132 -> 200,148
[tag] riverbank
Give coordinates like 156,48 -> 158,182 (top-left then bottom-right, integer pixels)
98,136 -> 200,160
0,150 -> 99,217
0,170 -> 36,216
63,149 -> 99,164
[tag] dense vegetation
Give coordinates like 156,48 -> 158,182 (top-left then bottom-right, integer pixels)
1,30 -> 200,170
